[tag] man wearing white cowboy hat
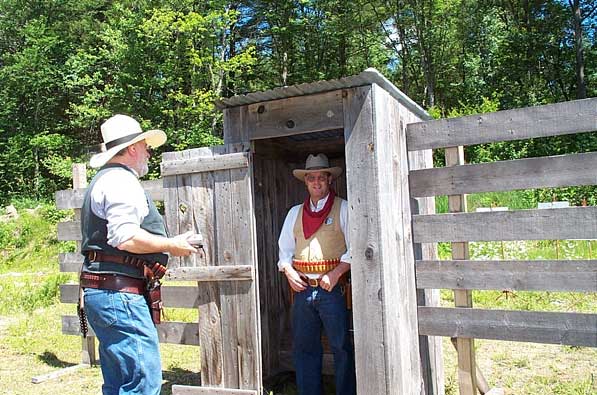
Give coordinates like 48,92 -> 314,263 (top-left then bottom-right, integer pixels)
80,114 -> 197,395
278,153 -> 356,395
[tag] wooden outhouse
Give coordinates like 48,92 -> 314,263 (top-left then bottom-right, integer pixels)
160,68 -> 441,395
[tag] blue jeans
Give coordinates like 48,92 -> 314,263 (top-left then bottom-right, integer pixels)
292,285 -> 356,395
84,288 -> 162,395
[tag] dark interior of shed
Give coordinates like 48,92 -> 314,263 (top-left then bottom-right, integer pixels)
251,129 -> 349,378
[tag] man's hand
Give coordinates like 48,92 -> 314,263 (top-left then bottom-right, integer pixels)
319,271 -> 340,292
319,261 -> 350,292
283,266 -> 308,292
169,231 -> 198,257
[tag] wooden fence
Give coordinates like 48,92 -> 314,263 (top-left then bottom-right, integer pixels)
407,98 -> 597,394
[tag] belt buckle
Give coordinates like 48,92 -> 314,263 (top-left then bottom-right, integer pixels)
88,251 -> 97,262
308,278 -> 319,287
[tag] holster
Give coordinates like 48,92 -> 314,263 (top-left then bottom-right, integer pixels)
144,282 -> 163,325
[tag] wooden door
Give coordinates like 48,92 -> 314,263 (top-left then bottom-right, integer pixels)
161,143 -> 262,395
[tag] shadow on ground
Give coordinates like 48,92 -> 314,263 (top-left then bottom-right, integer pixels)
37,351 -> 77,369
161,368 -> 201,395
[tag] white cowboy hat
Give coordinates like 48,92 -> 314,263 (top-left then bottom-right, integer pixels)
89,114 -> 167,168
292,153 -> 343,181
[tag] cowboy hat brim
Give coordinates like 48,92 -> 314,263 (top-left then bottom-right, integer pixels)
293,166 -> 342,181
89,129 -> 166,168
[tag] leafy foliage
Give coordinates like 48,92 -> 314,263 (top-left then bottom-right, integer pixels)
0,0 -> 595,204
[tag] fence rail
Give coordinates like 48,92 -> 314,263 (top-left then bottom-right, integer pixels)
406,98 -> 597,151
409,152 -> 597,197
418,307 -> 597,347
413,207 -> 597,243
55,179 -> 164,209
415,260 -> 597,292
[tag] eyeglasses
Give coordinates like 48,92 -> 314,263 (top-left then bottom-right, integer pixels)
305,174 -> 329,183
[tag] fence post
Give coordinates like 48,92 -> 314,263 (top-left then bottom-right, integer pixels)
72,163 -> 96,365
445,147 -> 477,395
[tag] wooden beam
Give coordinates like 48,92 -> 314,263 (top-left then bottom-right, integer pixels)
59,252 -> 83,272
31,363 -> 90,384
444,146 -> 477,395
55,179 -> 164,209
61,284 -> 208,308
416,260 -> 597,292
172,386 -> 257,395
409,151 -> 597,197
62,316 -> 200,345
413,206 -> 597,243
406,98 -> 597,151
247,90 -> 344,140
345,84 -> 423,394
165,266 -> 254,282
161,152 -> 249,177
418,307 -> 597,347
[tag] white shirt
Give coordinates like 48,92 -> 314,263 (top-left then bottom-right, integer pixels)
277,193 -> 351,272
90,166 -> 149,247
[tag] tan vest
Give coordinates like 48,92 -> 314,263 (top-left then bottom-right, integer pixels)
292,197 -> 346,275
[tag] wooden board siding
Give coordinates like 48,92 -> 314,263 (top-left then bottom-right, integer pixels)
344,84 -> 423,394
161,145 -> 262,392
418,307 -> 597,347
413,206 -> 597,243
415,260 -> 597,292
55,179 -> 164,210
409,151 -> 597,197
406,97 -> 597,151
246,91 -> 344,140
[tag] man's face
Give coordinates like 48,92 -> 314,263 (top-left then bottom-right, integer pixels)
304,171 -> 331,203
132,140 -> 150,177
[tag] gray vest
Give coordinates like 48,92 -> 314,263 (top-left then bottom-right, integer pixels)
81,164 -> 168,279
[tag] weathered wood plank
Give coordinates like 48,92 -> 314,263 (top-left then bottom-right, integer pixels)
344,85 -> 387,395
185,148 -> 224,386
247,90 -> 344,140
406,98 -> 597,151
31,363 -> 90,384
62,316 -> 200,345
71,163 -> 97,366
57,221 -> 80,241
165,266 -> 254,282
416,260 -> 597,292
172,386 -> 257,395
413,206 -> 597,243
410,152 -> 597,197
226,145 -> 262,390
59,252 -> 83,272
223,105 -> 250,144
60,284 -> 207,308
444,146 -> 477,395
213,147 -> 242,389
55,179 -> 164,209
418,307 -> 597,347
373,85 -> 423,393
161,152 -> 249,177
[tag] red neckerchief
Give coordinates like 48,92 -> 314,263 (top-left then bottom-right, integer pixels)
302,190 -> 336,239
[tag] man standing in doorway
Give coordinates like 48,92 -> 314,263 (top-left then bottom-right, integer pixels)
80,114 -> 197,395
278,153 -> 356,395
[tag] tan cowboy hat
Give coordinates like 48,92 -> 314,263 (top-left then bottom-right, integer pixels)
89,114 -> 167,168
293,153 -> 343,181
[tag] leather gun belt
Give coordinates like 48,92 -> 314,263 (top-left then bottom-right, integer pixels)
80,272 -> 145,295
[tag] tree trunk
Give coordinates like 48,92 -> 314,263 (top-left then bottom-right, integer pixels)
570,0 -> 587,99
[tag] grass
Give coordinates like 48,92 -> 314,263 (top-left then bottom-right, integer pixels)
0,200 -> 595,394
